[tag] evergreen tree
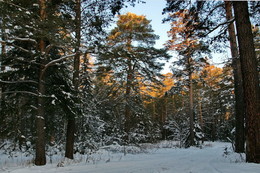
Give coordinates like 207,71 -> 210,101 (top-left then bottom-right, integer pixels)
97,12 -> 170,142
0,0 -> 76,165
165,8 -> 209,147
64,0 -> 145,159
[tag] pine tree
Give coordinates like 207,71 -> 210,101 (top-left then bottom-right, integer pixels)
0,0 -> 76,165
98,12 -> 170,142
165,8 -> 209,147
63,0 -> 144,159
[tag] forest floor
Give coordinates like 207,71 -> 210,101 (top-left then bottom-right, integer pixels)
1,141 -> 260,173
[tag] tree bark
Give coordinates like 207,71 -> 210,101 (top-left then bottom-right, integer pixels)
35,70 -> 46,165
124,59 -> 133,139
224,1 -> 245,153
65,115 -> 75,159
124,37 -> 134,141
233,1 -> 260,163
198,90 -> 203,131
35,0 -> 47,166
188,57 -> 195,146
0,17 -> 6,112
1,19 -> 6,71
65,0 -> 81,159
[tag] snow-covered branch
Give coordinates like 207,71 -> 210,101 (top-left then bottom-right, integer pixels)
40,53 -> 76,79
1,91 -> 39,97
0,79 -> 38,84
1,1 -> 37,17
1,40 -> 31,53
12,37 -> 37,45
43,53 -> 76,70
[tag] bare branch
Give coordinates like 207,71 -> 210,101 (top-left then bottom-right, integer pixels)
204,18 -> 235,36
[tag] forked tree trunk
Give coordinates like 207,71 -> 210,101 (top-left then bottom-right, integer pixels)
233,1 -> 260,163
224,1 -> 245,153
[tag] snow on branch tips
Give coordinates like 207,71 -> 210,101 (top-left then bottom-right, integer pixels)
40,53 -> 76,79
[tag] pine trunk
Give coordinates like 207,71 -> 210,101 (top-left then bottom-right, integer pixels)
0,19 -> 6,111
188,57 -> 195,146
35,68 -> 46,165
233,1 -> 260,163
65,116 -> 75,159
65,0 -> 81,159
198,91 -> 203,132
224,1 -> 245,153
124,38 -> 133,140
124,60 -> 132,138
35,0 -> 47,166
1,20 -> 6,71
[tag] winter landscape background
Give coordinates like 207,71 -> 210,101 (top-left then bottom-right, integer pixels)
0,0 -> 259,171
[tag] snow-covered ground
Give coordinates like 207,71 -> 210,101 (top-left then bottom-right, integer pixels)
1,141 -> 260,173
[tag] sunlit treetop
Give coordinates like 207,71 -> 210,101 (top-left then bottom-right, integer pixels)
165,9 -> 200,52
108,12 -> 159,47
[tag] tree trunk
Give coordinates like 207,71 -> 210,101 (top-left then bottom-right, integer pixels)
124,37 -> 134,141
35,0 -> 47,166
224,1 -> 245,153
233,1 -> 260,163
0,18 -> 6,112
1,19 -> 6,71
188,57 -> 195,146
198,90 -> 203,131
65,115 -> 75,159
35,69 -> 46,165
124,60 -> 133,139
65,0 -> 81,160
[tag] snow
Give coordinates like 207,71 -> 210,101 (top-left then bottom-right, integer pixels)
1,142 -> 260,173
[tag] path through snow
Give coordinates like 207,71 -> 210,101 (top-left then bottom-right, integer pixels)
1,142 -> 260,173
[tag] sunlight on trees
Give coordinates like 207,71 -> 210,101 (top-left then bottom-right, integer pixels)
0,0 -> 259,166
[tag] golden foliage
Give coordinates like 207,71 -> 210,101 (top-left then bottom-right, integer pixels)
201,65 -> 224,88
140,73 -> 174,99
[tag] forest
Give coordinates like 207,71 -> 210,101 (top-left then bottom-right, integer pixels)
0,0 -> 259,169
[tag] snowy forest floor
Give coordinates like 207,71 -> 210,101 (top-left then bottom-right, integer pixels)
1,141 -> 260,173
